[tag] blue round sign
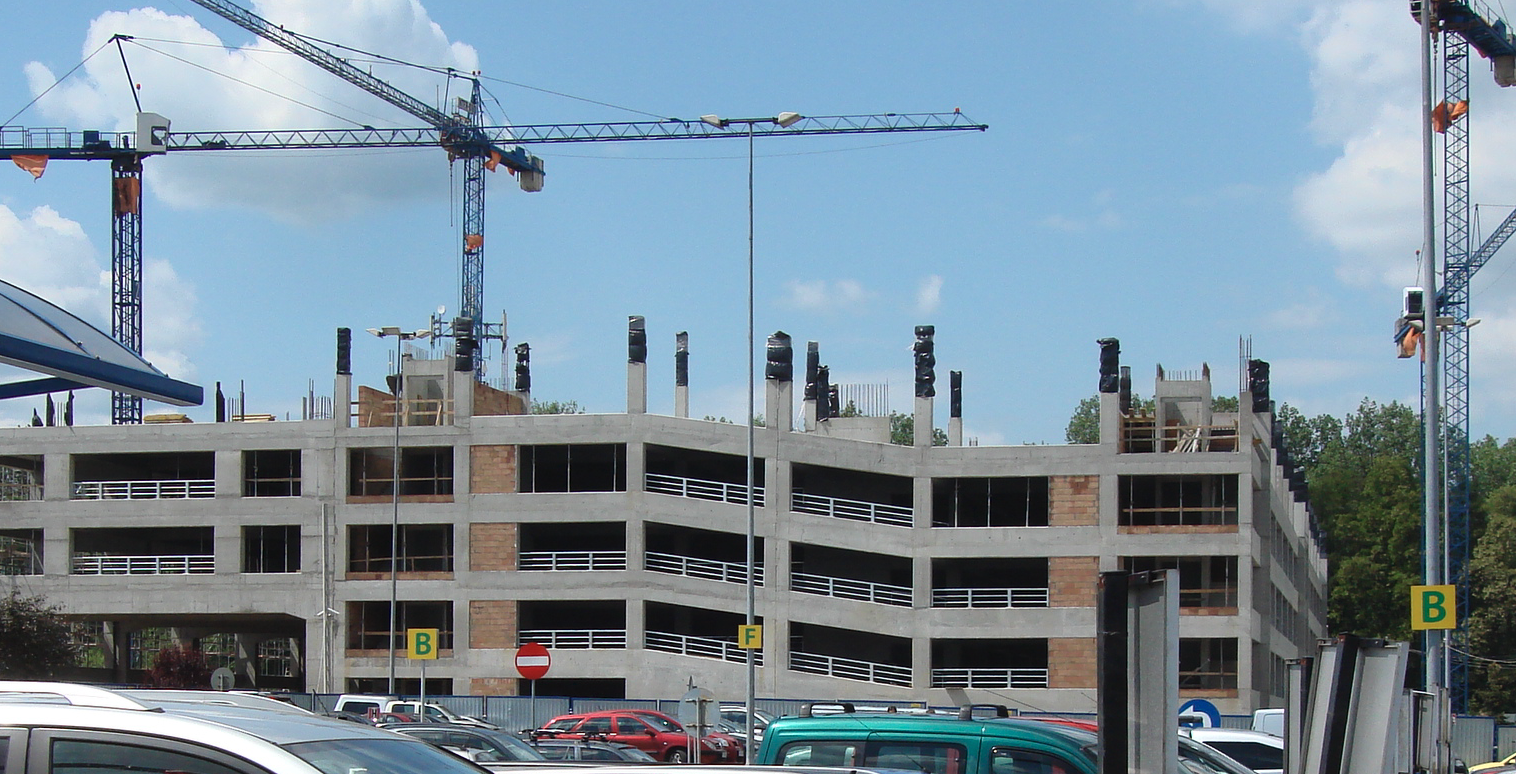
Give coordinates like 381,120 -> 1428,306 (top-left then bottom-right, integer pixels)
1178,699 -> 1221,728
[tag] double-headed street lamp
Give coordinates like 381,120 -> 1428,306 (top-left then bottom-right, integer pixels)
366,325 -> 431,694
698,111 -> 802,762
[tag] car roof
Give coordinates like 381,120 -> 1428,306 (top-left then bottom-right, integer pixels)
1186,728 -> 1285,746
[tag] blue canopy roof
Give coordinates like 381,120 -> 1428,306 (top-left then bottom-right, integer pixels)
0,279 -> 202,406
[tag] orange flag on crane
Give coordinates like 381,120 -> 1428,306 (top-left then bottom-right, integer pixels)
484,150 -> 501,172
12,155 -> 47,179
1432,100 -> 1469,133
465,233 -> 484,251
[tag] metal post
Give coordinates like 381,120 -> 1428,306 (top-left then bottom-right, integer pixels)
1417,3 -> 1447,772
389,332 -> 403,694
744,119 -> 757,765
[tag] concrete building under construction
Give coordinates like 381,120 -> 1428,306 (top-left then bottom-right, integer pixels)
0,322 -> 1326,713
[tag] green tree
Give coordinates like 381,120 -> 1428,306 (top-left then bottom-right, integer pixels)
889,412 -> 947,447
530,399 -> 585,414
1065,396 -> 1100,444
1467,490 -> 1516,716
0,591 -> 78,678
147,644 -> 212,688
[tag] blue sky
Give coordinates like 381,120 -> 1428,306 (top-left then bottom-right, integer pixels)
5,0 -> 1516,445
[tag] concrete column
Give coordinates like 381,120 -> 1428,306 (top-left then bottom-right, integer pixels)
452,369 -> 473,427
216,523 -> 240,574
675,331 -> 690,418
911,633 -> 931,691
235,633 -> 260,688
625,500 -> 646,571
627,441 -> 646,494
912,474 -> 932,529
766,379 -> 792,434
948,417 -> 963,447
1099,391 -> 1121,450
914,396 -> 933,448
628,361 -> 647,414
802,399 -> 817,432
42,452 -> 68,502
335,373 -> 353,428
215,449 -> 240,498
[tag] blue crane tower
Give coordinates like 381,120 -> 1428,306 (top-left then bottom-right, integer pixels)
1411,0 -> 1516,712
0,0 -> 986,423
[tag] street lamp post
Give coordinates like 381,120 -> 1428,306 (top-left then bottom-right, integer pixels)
367,325 -> 431,695
699,111 -> 802,763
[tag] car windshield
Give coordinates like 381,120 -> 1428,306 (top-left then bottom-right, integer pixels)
286,738 -> 487,774
544,718 -> 581,731
634,714 -> 681,732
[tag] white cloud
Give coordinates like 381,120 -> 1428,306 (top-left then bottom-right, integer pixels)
25,1 -> 483,223
782,278 -> 874,313
916,274 -> 943,315
1264,288 -> 1338,331
0,204 -> 199,380
1040,189 -> 1123,233
0,204 -> 109,323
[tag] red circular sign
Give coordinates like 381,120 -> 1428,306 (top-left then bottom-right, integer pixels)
515,642 -> 551,680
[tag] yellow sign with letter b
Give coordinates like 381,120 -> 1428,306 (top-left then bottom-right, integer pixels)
1410,585 -> 1457,630
408,628 -> 440,659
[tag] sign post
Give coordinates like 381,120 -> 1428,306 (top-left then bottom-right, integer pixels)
409,628 -> 439,720
515,642 -> 551,732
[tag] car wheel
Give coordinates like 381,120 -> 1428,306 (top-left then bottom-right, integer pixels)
667,748 -> 688,764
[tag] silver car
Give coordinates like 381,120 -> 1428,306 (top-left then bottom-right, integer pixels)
0,681 -> 493,774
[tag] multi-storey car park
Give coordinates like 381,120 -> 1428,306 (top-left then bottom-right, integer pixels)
0,323 -> 1325,714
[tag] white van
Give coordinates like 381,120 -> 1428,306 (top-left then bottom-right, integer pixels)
1250,708 -> 1283,737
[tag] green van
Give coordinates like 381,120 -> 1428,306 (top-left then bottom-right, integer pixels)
753,705 -> 1097,774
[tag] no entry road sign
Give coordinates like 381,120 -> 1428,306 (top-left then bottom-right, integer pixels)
515,642 -> 551,680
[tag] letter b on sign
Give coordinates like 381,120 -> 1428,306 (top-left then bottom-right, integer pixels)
408,628 -> 440,659
1410,585 -> 1456,630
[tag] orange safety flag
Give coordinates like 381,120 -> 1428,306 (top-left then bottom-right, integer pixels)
484,150 -> 501,172
465,233 -> 484,251
1395,318 -> 1424,359
12,155 -> 47,179
1432,100 -> 1470,133
113,177 -> 142,216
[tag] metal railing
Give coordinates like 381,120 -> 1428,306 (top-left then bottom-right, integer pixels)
0,482 -> 42,501
71,554 -> 215,575
930,667 -> 1049,688
518,551 -> 627,571
790,651 -> 912,687
930,587 -> 1050,608
1120,419 -> 1239,453
645,473 -> 764,507
791,492 -> 913,528
791,571 -> 912,607
1119,506 -> 1238,527
516,629 -> 626,649
645,551 -> 762,585
71,480 -> 215,500
644,630 -> 761,666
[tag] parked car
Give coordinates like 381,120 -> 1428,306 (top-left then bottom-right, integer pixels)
1473,753 -> 1516,774
531,739 -> 660,763
331,694 -> 496,728
621,708 -> 743,761
0,681 -> 496,774
1183,727 -> 1284,774
387,722 -> 549,763
756,703 -> 1258,774
535,710 -> 736,763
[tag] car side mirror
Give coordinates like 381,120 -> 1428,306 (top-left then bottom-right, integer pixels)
647,729 -> 658,737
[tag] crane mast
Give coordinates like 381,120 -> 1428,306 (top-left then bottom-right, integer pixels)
1411,0 -> 1516,712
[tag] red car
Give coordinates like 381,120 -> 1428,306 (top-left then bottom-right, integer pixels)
535,710 -> 739,763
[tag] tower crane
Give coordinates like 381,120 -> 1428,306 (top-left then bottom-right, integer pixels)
1410,0 -> 1516,711
1,110 -> 985,422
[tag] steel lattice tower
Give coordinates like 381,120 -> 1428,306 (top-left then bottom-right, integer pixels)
111,155 -> 145,425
